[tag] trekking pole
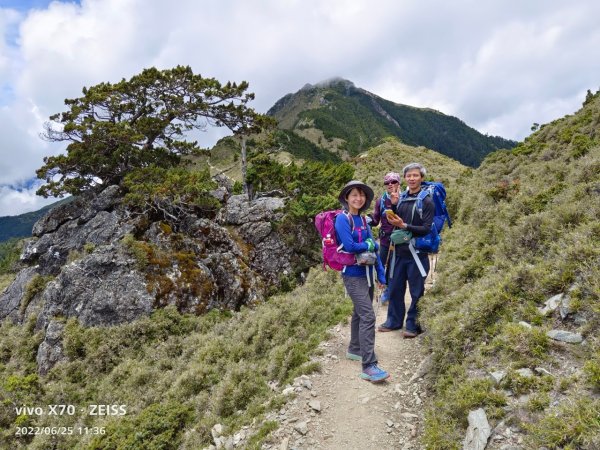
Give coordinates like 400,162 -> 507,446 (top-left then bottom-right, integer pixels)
430,253 -> 438,285
385,243 -> 393,271
373,281 -> 381,318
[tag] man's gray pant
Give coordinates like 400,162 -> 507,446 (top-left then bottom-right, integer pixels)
343,275 -> 377,368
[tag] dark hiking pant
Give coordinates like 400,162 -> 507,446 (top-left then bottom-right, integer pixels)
343,275 -> 377,369
385,252 -> 430,332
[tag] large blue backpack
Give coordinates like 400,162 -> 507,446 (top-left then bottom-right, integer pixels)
401,181 -> 451,253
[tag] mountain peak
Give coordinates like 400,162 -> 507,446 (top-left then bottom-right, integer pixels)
267,79 -> 517,166
305,77 -> 356,91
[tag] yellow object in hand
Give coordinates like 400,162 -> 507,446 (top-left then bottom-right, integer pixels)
385,210 -> 399,220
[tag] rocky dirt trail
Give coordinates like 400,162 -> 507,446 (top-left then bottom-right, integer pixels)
263,280 -> 433,450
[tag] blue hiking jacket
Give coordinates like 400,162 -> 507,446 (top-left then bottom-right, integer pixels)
335,213 -> 386,284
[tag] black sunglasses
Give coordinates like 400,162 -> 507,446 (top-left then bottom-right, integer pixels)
384,180 -> 399,185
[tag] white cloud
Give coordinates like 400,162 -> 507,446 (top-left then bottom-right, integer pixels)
0,182 -> 60,217
1,0 -> 599,215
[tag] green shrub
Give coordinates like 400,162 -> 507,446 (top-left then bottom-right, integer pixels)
245,420 -> 279,450
20,274 -> 54,314
422,90 -> 600,446
487,323 -> 550,366
570,134 -> 594,158
0,273 -> 15,294
123,166 -> 220,220
0,269 -> 352,449
584,352 -> 600,390
0,238 -> 22,275
89,402 -> 194,450
526,392 -> 551,412
500,371 -> 554,396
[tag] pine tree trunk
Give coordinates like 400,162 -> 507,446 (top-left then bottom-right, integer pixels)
241,135 -> 249,198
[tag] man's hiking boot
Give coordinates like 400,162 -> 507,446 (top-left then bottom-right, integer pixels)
377,324 -> 401,332
360,364 -> 390,383
402,330 -> 419,339
346,352 -> 361,361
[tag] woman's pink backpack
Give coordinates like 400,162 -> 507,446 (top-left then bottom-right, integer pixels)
314,210 -> 364,271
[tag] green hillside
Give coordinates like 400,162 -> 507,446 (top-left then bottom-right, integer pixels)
0,198 -> 72,243
353,137 -> 468,188
268,78 -> 517,167
421,90 -> 600,448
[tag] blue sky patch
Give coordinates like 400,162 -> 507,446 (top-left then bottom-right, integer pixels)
0,0 -> 80,12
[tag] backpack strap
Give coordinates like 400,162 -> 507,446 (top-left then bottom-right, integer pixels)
409,201 -> 418,225
415,187 -> 431,219
338,211 -> 361,271
341,210 -> 355,233
389,245 -> 396,278
408,241 -> 427,277
342,211 -> 367,243
336,210 -> 356,249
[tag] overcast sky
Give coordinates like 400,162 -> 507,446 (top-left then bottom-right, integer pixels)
0,0 -> 599,216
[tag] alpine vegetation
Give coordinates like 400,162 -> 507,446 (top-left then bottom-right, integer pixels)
421,89 -> 600,449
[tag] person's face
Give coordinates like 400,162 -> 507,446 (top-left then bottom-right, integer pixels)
346,188 -> 366,211
404,169 -> 423,191
384,179 -> 399,194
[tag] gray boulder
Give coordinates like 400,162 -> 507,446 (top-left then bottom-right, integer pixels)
2,185 -> 305,375
0,267 -> 39,323
36,320 -> 66,375
238,221 -> 273,245
35,244 -> 154,331
212,173 -> 234,193
32,185 -> 122,237
251,233 -> 293,285
218,194 -> 285,225
463,408 -> 491,450
547,329 -> 583,344
23,211 -> 135,275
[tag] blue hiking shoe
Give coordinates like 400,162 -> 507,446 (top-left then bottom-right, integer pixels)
346,352 -> 361,361
360,364 -> 390,383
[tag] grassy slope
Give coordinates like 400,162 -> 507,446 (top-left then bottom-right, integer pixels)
0,269 -> 352,449
420,92 -> 600,448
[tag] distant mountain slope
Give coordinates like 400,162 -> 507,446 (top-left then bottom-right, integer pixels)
0,198 -> 72,242
268,78 -> 517,167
